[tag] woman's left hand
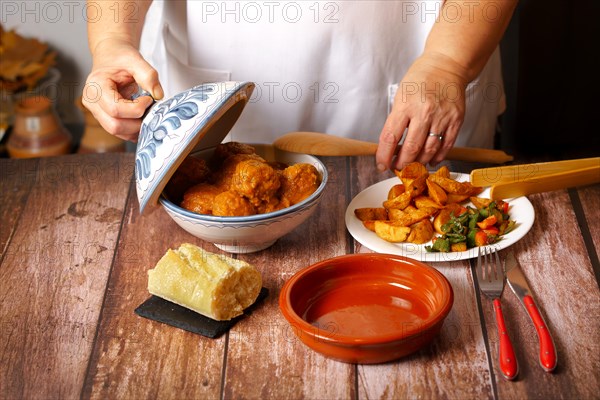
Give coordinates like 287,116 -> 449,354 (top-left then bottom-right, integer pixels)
376,53 -> 469,171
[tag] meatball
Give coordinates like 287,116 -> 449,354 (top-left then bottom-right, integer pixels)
280,163 -> 321,205
165,156 -> 211,202
211,142 -> 256,168
256,196 -> 287,214
231,159 -> 281,206
214,153 -> 265,191
180,183 -> 223,215
177,142 -> 321,217
212,191 -> 256,217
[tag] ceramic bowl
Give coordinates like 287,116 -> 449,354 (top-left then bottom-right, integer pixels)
279,254 -> 454,364
159,144 -> 328,253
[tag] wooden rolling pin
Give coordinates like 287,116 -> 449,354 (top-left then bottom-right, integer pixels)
273,132 -> 514,164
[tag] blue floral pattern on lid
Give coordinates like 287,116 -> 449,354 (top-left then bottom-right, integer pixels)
136,87 -> 211,181
135,81 -> 255,213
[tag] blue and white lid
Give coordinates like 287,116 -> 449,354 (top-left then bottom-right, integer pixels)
135,81 -> 255,213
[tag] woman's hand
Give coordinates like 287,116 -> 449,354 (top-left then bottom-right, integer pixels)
82,38 -> 163,142
376,0 -> 517,171
376,52 -> 468,171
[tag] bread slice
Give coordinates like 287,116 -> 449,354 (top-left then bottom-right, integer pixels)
148,243 -> 262,320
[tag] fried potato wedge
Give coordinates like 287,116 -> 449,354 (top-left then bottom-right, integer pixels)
470,197 -> 493,210
404,205 -> 418,213
389,206 -> 437,227
426,179 -> 448,205
466,183 -> 484,196
388,208 -> 407,223
446,193 -> 471,204
433,165 -> 451,178
354,207 -> 388,221
374,221 -> 411,243
362,220 -> 376,232
414,195 -> 444,210
387,184 -> 405,200
383,191 -> 412,210
428,174 -> 473,195
406,174 -> 427,198
398,162 -> 429,179
394,162 -> 429,188
407,219 -> 434,244
451,242 -> 467,252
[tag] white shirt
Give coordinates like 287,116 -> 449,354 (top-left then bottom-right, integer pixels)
141,1 -> 505,148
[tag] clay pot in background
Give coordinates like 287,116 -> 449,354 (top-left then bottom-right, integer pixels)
6,95 -> 72,158
77,96 -> 125,153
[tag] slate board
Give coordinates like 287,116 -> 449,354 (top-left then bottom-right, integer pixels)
135,287 -> 269,338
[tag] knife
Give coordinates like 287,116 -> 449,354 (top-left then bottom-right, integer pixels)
505,252 -> 558,372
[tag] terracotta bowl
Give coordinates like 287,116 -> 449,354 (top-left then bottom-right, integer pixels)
279,254 -> 453,364
159,144 -> 328,254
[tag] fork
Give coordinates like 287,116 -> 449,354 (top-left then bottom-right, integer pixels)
476,247 -> 519,380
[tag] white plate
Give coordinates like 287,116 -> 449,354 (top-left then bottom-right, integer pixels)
345,173 -> 535,262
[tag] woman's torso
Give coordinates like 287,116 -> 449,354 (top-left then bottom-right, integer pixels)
141,1 -> 504,147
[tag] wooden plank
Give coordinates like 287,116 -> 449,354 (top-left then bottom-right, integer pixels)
222,156 -> 355,399
82,184 -> 226,399
350,155 -> 395,194
487,190 -> 600,399
577,185 -> 600,261
349,156 -> 494,398
358,263 -> 494,399
0,158 -> 38,257
0,153 -> 132,399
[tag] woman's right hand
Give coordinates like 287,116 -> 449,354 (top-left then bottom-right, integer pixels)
82,38 -> 164,142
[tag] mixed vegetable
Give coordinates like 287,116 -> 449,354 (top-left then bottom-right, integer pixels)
425,198 -> 516,253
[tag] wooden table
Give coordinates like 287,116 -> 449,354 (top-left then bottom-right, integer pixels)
1,153 -> 599,399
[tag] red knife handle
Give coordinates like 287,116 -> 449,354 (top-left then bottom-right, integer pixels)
523,295 -> 557,372
493,298 -> 518,380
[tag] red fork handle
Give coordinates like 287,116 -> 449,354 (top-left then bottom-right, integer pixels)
493,298 -> 518,380
523,295 -> 557,372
